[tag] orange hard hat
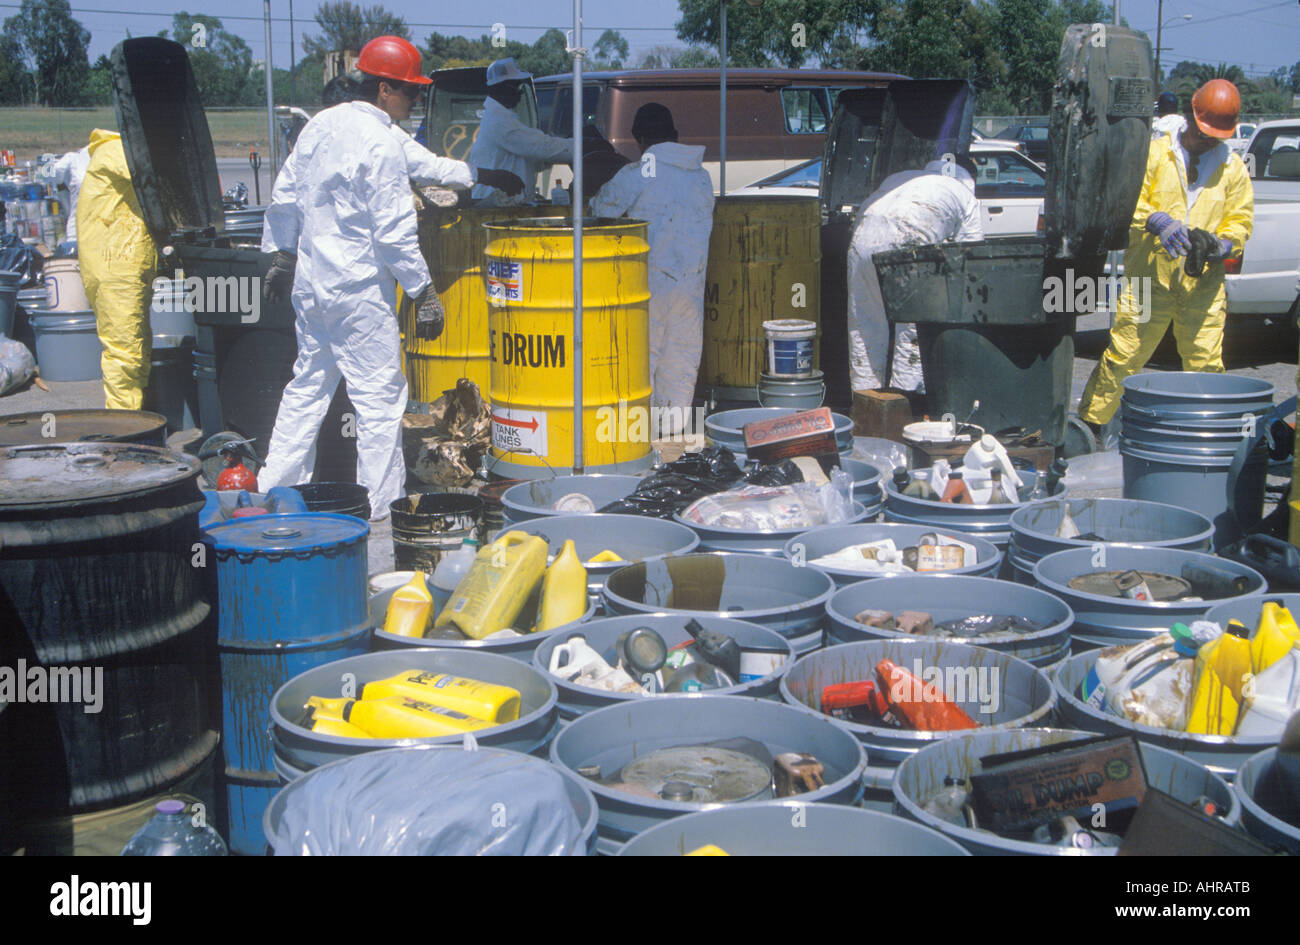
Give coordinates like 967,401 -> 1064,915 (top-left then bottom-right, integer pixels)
357,36 -> 432,86
1191,79 -> 1240,139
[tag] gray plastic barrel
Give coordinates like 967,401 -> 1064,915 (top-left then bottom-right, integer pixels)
501,474 -> 643,523
1122,372 -> 1274,418
0,270 -> 18,338
704,407 -> 854,460
1204,593 -> 1300,633
193,349 -> 221,436
825,573 -> 1073,667
149,279 -> 198,339
675,500 -> 871,557
1232,748 -> 1300,854
840,458 -> 884,511
756,371 -> 826,410
370,589 -> 597,662
1033,545 -> 1266,650
1053,652 -> 1277,779
269,649 -> 559,775
780,639 -> 1057,810
784,522 -> 1002,587
893,728 -> 1240,855
883,466 -> 1065,551
30,311 -> 101,381
532,613 -> 795,718
618,801 -> 969,856
1009,497 -> 1215,585
603,553 -> 835,647
146,337 -> 198,434
509,513 -> 700,596
264,745 -> 599,856
549,694 -> 867,853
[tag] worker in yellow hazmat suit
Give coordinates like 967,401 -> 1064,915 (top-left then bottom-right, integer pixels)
1078,80 -> 1253,427
77,128 -> 158,410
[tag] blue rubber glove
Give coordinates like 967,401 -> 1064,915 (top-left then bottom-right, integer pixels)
1145,211 -> 1191,257
1210,236 -> 1233,259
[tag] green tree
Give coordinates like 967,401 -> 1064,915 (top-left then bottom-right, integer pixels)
592,29 -> 629,70
862,0 -> 1002,88
167,13 -> 257,107
2,0 -> 92,106
0,30 -> 35,104
302,2 -> 409,58
676,0 -> 881,68
1289,61 -> 1300,95
83,53 -> 113,106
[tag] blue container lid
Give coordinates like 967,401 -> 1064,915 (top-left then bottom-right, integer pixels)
206,511 -> 368,554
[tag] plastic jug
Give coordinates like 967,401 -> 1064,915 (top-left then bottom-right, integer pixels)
549,635 -> 641,692
121,800 -> 228,856
940,470 -> 973,505
1187,620 -> 1253,735
308,714 -> 372,738
382,571 -> 433,639
431,539 -> 478,616
1251,600 -> 1300,674
434,531 -> 548,639
535,539 -> 588,632
360,670 -> 521,722
1236,645 -> 1300,738
962,434 -> 1022,500
308,696 -> 491,738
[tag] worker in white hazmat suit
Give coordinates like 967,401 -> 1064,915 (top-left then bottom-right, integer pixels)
590,103 -> 715,428
469,58 -> 573,205
40,145 -> 90,241
1152,92 -> 1183,140
846,157 -> 983,393
258,36 -> 518,521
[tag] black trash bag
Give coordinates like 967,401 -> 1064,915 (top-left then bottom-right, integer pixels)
743,459 -> 805,487
0,233 -> 43,288
597,446 -> 745,519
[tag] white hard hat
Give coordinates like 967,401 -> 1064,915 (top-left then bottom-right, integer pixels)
486,58 -> 531,86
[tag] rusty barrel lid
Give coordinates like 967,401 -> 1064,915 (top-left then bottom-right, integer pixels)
0,409 -> 168,448
0,443 -> 201,511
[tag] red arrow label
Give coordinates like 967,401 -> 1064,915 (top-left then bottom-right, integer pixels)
492,413 -> 539,432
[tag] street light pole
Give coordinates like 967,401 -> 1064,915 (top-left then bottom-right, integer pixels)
1156,0 -> 1163,85
719,0 -> 726,195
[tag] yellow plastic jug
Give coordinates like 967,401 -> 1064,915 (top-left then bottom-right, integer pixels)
382,571 -> 434,638
686,845 -> 730,856
434,531 -> 548,640
309,696 -> 491,738
360,670 -> 521,722
1188,620 -> 1253,735
587,550 -> 623,563
309,715 -> 373,739
1251,600 -> 1300,674
305,695 -> 347,722
536,539 -> 589,633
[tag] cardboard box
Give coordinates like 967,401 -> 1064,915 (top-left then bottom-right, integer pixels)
743,407 -> 839,465
970,735 -> 1148,834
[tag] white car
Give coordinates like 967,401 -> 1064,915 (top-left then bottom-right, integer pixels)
1227,123 -> 1257,157
1227,119 -> 1300,317
730,144 -> 1046,237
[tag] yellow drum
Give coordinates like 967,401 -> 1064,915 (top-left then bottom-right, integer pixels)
483,217 -> 652,478
404,205 -> 564,402
701,195 -> 822,401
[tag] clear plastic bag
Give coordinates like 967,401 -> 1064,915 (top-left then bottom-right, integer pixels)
0,338 -> 36,395
681,482 -> 854,531
268,746 -> 587,856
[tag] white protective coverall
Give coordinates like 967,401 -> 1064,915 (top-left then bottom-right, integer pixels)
590,141 -> 715,423
259,100 -> 433,519
846,161 -> 983,392
1152,113 -> 1185,140
393,124 -> 476,189
469,97 -> 570,204
43,145 -> 90,240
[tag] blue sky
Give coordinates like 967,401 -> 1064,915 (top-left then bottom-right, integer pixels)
8,0 -> 1298,80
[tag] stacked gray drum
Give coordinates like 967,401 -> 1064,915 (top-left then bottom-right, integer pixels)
1118,372 -> 1274,547
147,277 -> 198,434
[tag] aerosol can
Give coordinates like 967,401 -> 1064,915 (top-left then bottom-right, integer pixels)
216,438 -> 259,492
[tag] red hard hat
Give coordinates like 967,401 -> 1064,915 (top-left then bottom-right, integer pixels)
357,36 -> 432,86
1191,79 -> 1240,139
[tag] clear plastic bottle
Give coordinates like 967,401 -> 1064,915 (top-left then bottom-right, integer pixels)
121,800 -> 228,856
431,538 -> 479,615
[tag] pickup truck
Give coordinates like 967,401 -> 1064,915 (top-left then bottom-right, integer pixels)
1227,118 -> 1300,319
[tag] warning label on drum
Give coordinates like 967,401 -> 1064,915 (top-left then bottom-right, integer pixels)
491,407 -> 547,457
486,259 -> 524,303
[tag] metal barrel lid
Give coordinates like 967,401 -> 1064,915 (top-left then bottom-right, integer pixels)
0,443 -> 200,510
205,511 -> 369,554
0,409 -> 168,447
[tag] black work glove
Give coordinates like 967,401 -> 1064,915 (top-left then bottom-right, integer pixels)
412,284 -> 444,341
264,250 -> 296,302
475,168 -> 524,196
1184,228 -> 1220,278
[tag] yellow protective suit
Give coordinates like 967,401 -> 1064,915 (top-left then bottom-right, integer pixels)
77,129 -> 158,410
1078,133 -> 1254,424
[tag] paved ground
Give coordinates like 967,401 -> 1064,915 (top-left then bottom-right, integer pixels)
4,309 -> 1294,578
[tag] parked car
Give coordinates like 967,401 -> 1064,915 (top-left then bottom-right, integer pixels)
991,121 -> 1050,164
730,143 -> 1046,237
1227,119 -> 1300,318
1227,122 -> 1257,157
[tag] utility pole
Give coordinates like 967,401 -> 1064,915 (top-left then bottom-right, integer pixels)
290,0 -> 296,107
1155,0 -> 1162,88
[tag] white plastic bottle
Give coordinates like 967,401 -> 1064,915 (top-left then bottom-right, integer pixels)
431,538 -> 479,615
962,434 -> 1021,502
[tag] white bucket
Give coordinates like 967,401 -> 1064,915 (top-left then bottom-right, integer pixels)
762,318 -> 817,377
43,257 -> 90,312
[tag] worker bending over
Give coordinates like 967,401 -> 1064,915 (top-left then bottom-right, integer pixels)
846,157 -> 984,393
591,103 -> 715,427
1077,79 -> 1254,432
